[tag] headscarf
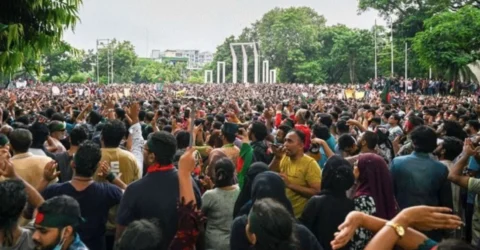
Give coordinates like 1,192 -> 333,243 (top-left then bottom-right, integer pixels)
205,149 -> 227,178
355,153 -> 397,220
233,162 -> 269,218
321,155 -> 354,196
243,171 -> 294,216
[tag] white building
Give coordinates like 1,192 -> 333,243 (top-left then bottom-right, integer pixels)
150,49 -> 213,69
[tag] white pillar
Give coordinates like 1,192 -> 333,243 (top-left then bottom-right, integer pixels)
204,70 -> 213,84
269,69 -> 277,84
253,43 -> 259,84
217,62 -> 226,84
230,44 -> 237,83
262,60 -> 269,83
241,45 -> 248,84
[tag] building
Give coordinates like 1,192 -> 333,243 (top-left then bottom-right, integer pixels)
150,49 -> 214,69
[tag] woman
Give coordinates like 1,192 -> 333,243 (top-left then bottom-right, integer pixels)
351,153 -> 396,250
201,157 -> 240,250
230,171 -> 321,250
244,198 -> 298,250
300,156 -> 355,250
233,162 -> 269,218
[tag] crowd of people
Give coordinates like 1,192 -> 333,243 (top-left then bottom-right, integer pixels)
0,80 -> 479,250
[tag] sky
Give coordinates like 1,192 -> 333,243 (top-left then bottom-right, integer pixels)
63,0 -> 384,57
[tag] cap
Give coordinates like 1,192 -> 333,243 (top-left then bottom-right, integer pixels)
48,121 -> 66,133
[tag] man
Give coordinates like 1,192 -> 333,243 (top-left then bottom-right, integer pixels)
275,124 -> 292,144
464,119 -> 480,242
337,134 -> 358,158
28,122 -> 53,158
248,121 -> 271,164
46,121 -> 67,154
391,125 -> 453,241
98,120 -> 139,184
269,130 -> 321,218
54,126 -> 88,183
220,122 -> 240,164
345,131 -> 381,163
116,131 -> 201,249
32,195 -> 88,250
387,113 -> 403,142
8,129 -> 53,188
448,139 -> 480,245
41,141 -> 123,250
396,115 -> 424,156
434,136 -> 463,238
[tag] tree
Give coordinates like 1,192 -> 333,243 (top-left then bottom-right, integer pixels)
42,42 -> 82,83
412,6 -> 480,81
97,40 -> 137,83
0,0 -> 82,75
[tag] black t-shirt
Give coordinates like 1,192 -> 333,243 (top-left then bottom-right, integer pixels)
54,152 -> 73,183
116,169 -> 202,249
42,182 -> 123,250
230,215 -> 323,250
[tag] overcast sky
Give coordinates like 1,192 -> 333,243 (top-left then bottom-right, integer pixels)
63,0 -> 383,56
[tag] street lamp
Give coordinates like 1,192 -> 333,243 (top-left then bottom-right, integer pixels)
96,39 -> 114,84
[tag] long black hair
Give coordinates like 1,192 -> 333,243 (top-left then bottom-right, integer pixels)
0,180 -> 27,247
213,158 -> 235,188
248,198 -> 298,250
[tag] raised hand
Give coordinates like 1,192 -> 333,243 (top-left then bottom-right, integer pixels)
43,161 -> 60,182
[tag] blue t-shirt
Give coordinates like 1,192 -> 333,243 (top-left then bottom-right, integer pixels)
318,135 -> 336,168
42,182 -> 123,250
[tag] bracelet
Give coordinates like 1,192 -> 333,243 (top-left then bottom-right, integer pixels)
106,172 -> 116,182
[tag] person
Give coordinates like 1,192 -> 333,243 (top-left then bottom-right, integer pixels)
387,113 -> 403,142
46,120 -> 67,154
54,126 -> 88,182
28,122 -> 54,158
395,114 -> 424,156
219,122 -> 240,166
32,195 -> 88,250
294,109 -> 312,152
391,126 -> 453,241
337,134 -> 358,158
299,155 -> 355,250
434,136 -> 463,235
201,158 -> 240,250
248,121 -> 271,164
41,141 -> 124,250
97,120 -> 140,184
352,153 -> 397,250
7,128 -> 53,188
269,130 -> 321,218
116,147 -> 204,249
242,198 -> 299,250
344,131 -> 380,164
233,162 -> 269,218
275,124 -> 292,144
116,131 -> 201,249
330,206 -> 462,250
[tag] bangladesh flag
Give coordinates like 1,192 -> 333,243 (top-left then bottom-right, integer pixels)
381,80 -> 392,104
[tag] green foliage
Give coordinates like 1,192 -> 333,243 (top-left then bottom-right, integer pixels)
42,42 -> 82,83
412,6 -> 480,81
0,0 -> 82,74
97,40 -> 137,83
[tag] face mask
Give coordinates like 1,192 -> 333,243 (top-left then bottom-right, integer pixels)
52,228 -> 67,250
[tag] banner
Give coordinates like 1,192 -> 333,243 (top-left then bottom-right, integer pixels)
124,88 -> 131,97
52,86 -> 60,96
16,81 -> 27,88
355,91 -> 365,100
176,89 -> 186,98
345,89 -> 355,99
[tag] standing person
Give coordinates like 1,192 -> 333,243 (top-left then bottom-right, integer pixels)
219,122 -> 240,165
46,121 -> 67,154
299,155 -> 355,250
294,109 -> 312,152
434,136 -> 463,238
391,126 -> 453,241
269,130 -> 321,218
352,153 -> 397,250
233,162 -> 269,218
32,195 -> 88,250
54,126 -> 88,182
248,121 -> 271,164
41,141 -> 124,250
116,131 -> 201,249
387,113 -> 403,142
8,129 -> 53,188
201,158 -> 240,250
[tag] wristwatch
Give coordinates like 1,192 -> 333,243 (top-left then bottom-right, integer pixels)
385,221 -> 405,238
